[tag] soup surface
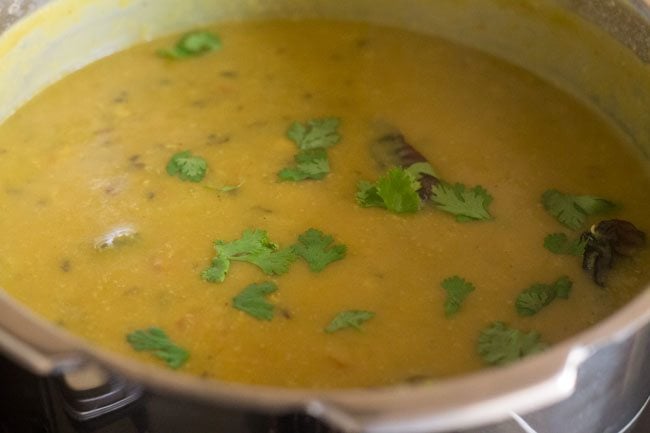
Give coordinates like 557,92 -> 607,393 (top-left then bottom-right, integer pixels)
0,20 -> 648,388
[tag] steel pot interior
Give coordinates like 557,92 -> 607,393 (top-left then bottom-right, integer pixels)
0,1 -> 649,432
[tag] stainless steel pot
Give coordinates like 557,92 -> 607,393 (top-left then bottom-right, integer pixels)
0,1 -> 649,432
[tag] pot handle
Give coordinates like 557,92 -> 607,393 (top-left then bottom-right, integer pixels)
302,344 -> 591,433
0,290 -> 84,375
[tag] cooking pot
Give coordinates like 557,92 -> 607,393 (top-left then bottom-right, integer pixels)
0,1 -> 648,432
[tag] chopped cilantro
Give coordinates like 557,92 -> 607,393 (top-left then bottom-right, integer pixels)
356,180 -> 386,208
515,276 -> 572,316
431,182 -> 493,222
356,167 -> 422,213
544,233 -> 587,256
278,148 -> 330,181
441,276 -> 475,317
555,278 -> 572,298
377,168 -> 422,213
477,322 -> 547,366
232,281 -> 278,321
166,150 -> 207,182
287,117 -> 341,150
245,247 -> 297,276
280,118 -> 341,182
126,327 -> 189,369
201,229 -> 297,283
200,257 -> 230,283
325,310 -> 375,333
541,189 -> 616,230
292,228 -> 347,272
158,31 -> 222,59
213,229 -> 281,262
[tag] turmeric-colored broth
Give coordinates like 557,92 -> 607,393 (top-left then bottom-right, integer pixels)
0,20 -> 648,388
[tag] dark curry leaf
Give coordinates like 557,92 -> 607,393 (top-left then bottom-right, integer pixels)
582,219 -> 646,286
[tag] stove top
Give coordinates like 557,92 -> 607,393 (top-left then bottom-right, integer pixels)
1,354 -> 648,433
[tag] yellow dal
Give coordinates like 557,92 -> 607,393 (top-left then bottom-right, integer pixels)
0,20 -> 648,388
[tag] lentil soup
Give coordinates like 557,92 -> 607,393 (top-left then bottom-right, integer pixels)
0,20 -> 647,388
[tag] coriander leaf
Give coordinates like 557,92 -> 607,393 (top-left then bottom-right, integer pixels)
369,132 -> 440,200
287,117 -> 341,150
245,247 -> 298,276
441,276 -> 475,317
292,228 -> 347,272
201,229 -> 297,283
232,281 -> 278,321
278,148 -> 330,181
126,327 -> 189,369
542,190 -> 583,230
356,180 -> 385,208
515,276 -> 573,316
573,195 -> 618,215
356,167 -> 422,213
200,257 -> 229,283
216,229 -> 275,259
166,150 -> 207,182
377,167 -> 422,213
158,31 -> 222,59
515,284 -> 555,316
554,276 -> 573,299
543,233 -> 586,256
541,189 -> 616,230
325,310 -> 375,333
477,322 -> 547,366
431,182 -> 493,222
